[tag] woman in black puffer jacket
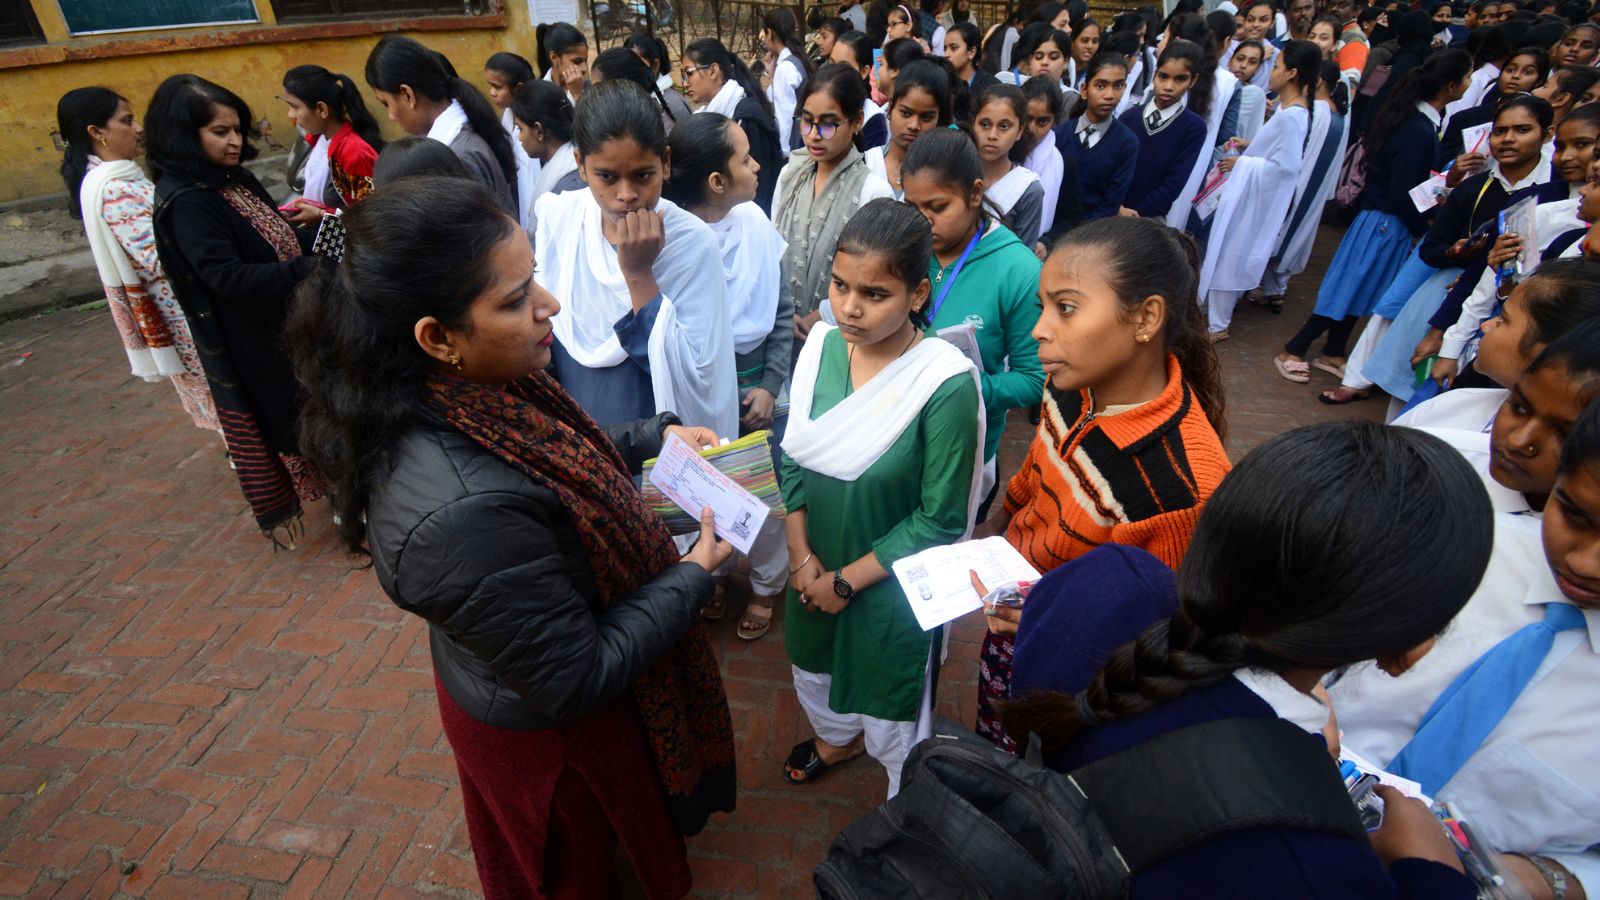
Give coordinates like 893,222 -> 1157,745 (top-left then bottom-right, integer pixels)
286,176 -> 736,900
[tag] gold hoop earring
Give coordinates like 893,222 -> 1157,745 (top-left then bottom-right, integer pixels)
447,351 -> 462,370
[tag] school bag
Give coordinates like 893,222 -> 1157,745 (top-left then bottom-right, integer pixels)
813,715 -> 1367,900
1334,138 -> 1370,210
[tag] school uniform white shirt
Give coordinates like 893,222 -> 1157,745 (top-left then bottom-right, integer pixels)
842,3 -> 867,32
1141,96 -> 1185,130
769,47 -> 806,150
1416,99 -> 1443,134
1396,389 -> 1536,515
1234,667 -> 1329,735
1332,512 -> 1600,893
1074,115 -> 1113,149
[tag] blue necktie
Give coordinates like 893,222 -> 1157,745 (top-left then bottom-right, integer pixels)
1388,603 -> 1587,796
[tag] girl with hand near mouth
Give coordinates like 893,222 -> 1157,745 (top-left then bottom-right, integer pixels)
773,64 -> 896,348
780,199 -> 982,797
972,216 -> 1231,751
1055,51 -> 1137,223
534,80 -> 738,440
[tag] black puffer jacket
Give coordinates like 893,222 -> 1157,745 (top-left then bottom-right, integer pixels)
366,410 -> 715,730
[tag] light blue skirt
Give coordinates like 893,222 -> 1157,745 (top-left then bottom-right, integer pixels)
1313,209 -> 1416,319
1366,264 -> 1463,401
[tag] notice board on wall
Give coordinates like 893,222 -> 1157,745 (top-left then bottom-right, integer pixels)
57,0 -> 260,35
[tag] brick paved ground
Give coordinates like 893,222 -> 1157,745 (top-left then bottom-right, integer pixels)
0,224 -> 1384,898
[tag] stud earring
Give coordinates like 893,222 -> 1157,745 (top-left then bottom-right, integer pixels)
447,350 -> 462,370
1135,333 -> 1151,343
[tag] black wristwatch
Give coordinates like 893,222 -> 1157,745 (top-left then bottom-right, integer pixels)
833,571 -> 856,601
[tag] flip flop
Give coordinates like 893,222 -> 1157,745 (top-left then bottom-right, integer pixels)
1208,330 -> 1230,344
737,596 -> 776,641
784,739 -> 831,785
1318,386 -> 1375,405
1311,358 -> 1347,380
1274,356 -> 1311,384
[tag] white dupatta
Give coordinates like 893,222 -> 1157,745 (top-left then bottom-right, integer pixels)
535,188 -> 739,437
783,324 -> 987,536
700,78 -> 745,117
80,158 -> 183,380
1199,104 -> 1310,296
710,202 -> 787,354
1167,69 -> 1237,230
986,165 -> 1040,215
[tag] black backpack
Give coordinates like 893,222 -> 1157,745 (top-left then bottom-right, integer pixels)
814,716 -> 1368,899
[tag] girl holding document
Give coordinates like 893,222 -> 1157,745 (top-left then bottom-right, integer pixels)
971,217 -> 1231,751
780,199 -> 983,798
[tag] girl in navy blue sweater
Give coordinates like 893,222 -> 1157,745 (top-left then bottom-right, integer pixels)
1055,50 -> 1139,221
1002,422 -> 1490,899
1117,39 -> 1208,219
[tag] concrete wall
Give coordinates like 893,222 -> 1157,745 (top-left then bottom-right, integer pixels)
0,0 -> 540,202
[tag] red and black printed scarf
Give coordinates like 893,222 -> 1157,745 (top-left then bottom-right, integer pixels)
423,369 -> 735,833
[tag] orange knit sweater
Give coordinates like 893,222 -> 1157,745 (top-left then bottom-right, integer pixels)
1003,356 -> 1231,573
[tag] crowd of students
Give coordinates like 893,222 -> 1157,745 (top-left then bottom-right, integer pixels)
50,0 -> 1600,896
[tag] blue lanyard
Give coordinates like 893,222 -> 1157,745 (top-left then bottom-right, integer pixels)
930,220 -> 985,322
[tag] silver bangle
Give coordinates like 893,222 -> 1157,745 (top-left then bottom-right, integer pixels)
1524,855 -> 1568,900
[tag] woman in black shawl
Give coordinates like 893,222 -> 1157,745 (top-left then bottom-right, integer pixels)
147,75 -> 322,546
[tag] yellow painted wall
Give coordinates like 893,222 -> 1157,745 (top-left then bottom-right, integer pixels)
1,1 -> 542,202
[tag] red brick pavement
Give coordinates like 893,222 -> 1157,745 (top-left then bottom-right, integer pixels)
0,224 -> 1383,898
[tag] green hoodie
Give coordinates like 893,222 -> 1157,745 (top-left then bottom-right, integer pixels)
923,220 -> 1044,462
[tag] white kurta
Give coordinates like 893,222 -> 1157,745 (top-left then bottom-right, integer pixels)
1167,69 -> 1238,230
1272,99 -> 1337,269
1234,84 -> 1267,142
1199,104 -> 1311,296
1276,103 -> 1349,278
535,189 -> 739,438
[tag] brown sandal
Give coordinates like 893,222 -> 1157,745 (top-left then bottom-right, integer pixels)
702,583 -> 729,621
737,595 -> 777,640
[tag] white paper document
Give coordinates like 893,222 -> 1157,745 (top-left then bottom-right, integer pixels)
891,536 -> 1042,631
936,323 -> 984,370
645,433 -> 769,555
1459,121 -> 1492,155
1340,746 -> 1432,804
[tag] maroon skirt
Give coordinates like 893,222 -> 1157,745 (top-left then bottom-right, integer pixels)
434,674 -> 693,899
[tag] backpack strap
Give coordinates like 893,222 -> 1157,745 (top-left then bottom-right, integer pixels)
1065,716 -> 1368,873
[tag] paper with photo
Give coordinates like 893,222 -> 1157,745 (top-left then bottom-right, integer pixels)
891,536 -> 1042,631
936,323 -> 984,370
1460,122 -> 1492,155
646,432 -> 769,555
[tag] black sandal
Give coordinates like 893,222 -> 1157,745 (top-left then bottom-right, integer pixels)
1250,293 -> 1286,314
783,738 -> 831,785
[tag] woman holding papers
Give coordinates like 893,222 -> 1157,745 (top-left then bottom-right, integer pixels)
899,128 -> 1044,514
1001,423 -> 1489,899
286,177 -> 735,898
780,199 -> 983,798
972,217 -> 1231,751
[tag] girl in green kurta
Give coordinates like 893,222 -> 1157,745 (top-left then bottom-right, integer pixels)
779,199 -> 984,798
900,128 -> 1045,514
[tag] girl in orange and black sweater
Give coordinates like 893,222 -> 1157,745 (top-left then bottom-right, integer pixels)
975,216 -> 1231,750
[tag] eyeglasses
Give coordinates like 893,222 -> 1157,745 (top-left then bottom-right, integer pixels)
681,64 -> 704,78
796,117 -> 842,139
